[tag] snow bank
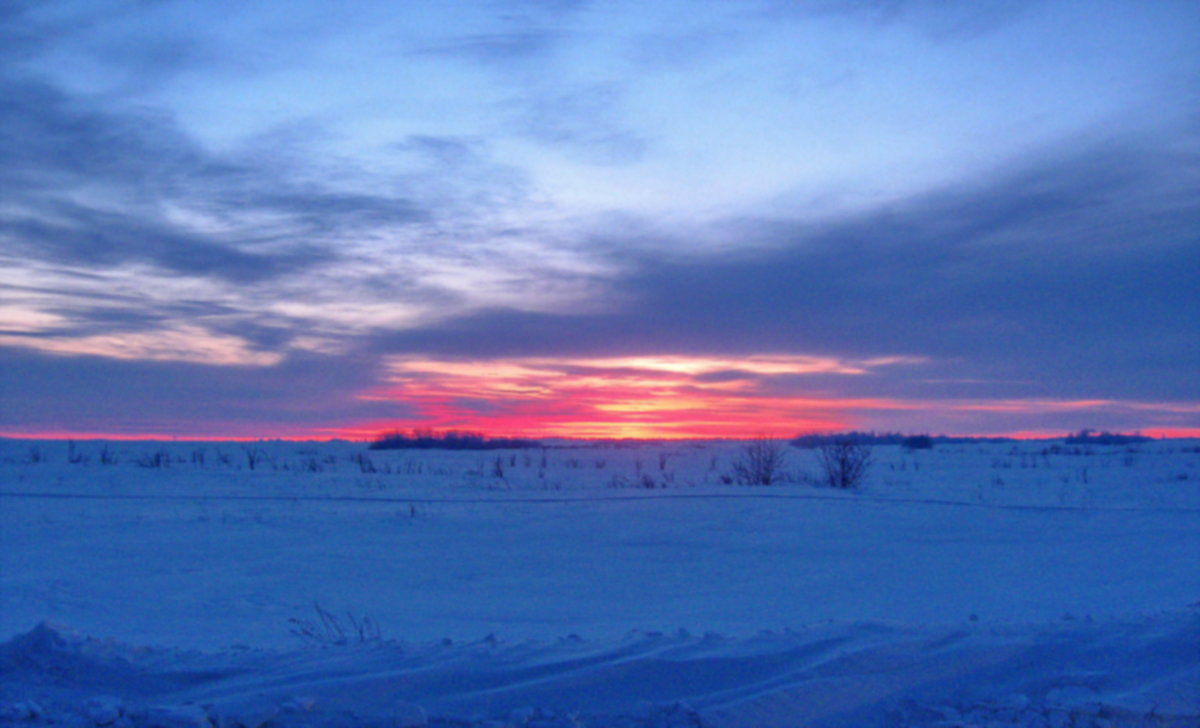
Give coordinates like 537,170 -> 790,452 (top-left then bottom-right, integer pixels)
1,615 -> 1196,727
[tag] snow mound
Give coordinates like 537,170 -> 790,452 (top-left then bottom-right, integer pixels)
2,614 -> 1197,727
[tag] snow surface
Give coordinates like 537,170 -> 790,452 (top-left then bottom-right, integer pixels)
1,438 -> 1197,726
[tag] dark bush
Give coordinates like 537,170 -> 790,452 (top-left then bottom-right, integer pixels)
816,438 -> 872,489
730,438 -> 788,485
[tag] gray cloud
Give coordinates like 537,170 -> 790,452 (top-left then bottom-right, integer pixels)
0,58 -> 543,362
3,201 -> 329,284
0,345 -> 400,436
0,75 -> 307,280
370,132 -> 1200,403
0,68 -> 445,279
419,30 -> 562,62
413,0 -> 588,63
760,0 -> 1044,40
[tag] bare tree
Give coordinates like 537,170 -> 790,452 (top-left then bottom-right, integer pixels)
817,437 -> 872,489
732,438 -> 788,485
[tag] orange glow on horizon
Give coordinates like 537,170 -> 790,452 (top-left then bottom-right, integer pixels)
346,353 -> 929,439
4,354 -> 1197,442
1136,427 -> 1200,439
332,355 -> 1200,441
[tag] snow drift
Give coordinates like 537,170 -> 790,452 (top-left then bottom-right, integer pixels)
2,613 -> 1197,727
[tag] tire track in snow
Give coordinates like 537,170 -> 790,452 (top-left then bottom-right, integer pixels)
0,489 -> 1196,513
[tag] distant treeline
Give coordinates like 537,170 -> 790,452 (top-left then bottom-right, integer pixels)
790,432 -> 1014,449
792,429 -> 1155,449
1063,429 -> 1152,445
368,429 -> 541,451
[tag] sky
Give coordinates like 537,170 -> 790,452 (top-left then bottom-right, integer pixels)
1,0 -> 1198,440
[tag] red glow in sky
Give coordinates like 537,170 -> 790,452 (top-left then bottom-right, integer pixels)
314,355 -> 1199,441
3,348 -> 1196,441
3,354 -> 1196,443
353,355 -> 878,439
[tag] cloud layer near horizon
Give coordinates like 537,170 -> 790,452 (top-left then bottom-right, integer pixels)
2,0 -> 1198,438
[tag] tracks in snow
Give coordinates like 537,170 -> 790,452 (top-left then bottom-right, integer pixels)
0,488 -> 1195,514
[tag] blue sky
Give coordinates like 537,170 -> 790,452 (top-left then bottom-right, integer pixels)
1,0 -> 1197,438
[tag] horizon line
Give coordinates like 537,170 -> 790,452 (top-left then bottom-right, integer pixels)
3,428 -> 1198,443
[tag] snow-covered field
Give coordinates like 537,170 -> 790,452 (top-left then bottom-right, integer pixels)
1,438 -> 1197,727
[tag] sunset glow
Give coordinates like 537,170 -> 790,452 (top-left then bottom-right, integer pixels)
244,355 -> 1197,441
361,354 -> 902,437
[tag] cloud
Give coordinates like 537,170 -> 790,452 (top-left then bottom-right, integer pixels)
760,0 -> 1044,40
411,8 -> 649,166
3,202 -> 329,284
0,345 -> 398,438
0,75 -> 327,280
0,324 -> 282,367
612,134 -> 1199,390
508,84 -> 649,166
0,61 -> 600,364
371,130 -> 1200,405
411,0 -> 589,64
419,30 -> 562,62
0,69 -> 446,273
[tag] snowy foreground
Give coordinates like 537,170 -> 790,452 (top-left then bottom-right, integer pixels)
1,439 -> 1197,727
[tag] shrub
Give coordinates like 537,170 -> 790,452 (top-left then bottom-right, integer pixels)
137,449 -> 171,469
289,602 -> 380,646
243,445 -> 268,470
731,438 -> 788,485
901,434 -> 934,450
351,453 -> 377,473
98,444 -> 118,465
817,438 -> 871,489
